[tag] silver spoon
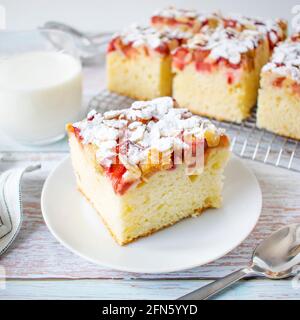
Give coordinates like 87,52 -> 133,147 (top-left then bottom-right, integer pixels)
178,224 -> 300,300
41,21 -> 113,64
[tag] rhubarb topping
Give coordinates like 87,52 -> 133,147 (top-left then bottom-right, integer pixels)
172,27 -> 261,71
107,25 -> 192,56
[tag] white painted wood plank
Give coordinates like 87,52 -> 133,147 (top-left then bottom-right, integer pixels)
0,152 -> 299,280
0,279 -> 299,300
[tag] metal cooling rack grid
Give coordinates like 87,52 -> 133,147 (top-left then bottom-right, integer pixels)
89,90 -> 300,173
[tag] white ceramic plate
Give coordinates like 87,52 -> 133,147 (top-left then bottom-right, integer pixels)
41,156 -> 262,274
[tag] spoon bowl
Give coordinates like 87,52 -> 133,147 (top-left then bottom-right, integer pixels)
252,224 -> 300,276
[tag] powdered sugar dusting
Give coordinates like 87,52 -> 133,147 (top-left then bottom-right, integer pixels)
220,13 -> 286,46
153,6 -> 214,23
262,40 -> 300,83
113,24 -> 192,50
72,97 -> 225,168
188,27 -> 263,65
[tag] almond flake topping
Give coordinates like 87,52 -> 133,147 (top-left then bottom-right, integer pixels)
72,97 -> 225,168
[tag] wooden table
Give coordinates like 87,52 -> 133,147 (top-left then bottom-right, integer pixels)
0,65 -> 300,300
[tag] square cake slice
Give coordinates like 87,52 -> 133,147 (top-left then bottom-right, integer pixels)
67,97 -> 230,245
107,25 -> 192,100
257,35 -> 300,140
172,27 -> 267,123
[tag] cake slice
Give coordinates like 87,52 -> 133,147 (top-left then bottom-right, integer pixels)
257,35 -> 300,140
67,97 -> 230,245
172,27 -> 267,123
151,6 -> 219,33
107,25 -> 192,100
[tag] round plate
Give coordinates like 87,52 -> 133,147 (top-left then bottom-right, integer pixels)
41,156 -> 262,273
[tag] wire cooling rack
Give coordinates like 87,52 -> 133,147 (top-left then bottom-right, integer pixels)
89,90 -> 300,173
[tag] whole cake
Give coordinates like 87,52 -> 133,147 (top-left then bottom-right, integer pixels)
172,27 -> 267,122
107,25 -> 192,100
257,34 -> 300,140
67,97 -> 230,245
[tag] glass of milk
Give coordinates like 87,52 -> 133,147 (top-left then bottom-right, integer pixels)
0,29 -> 83,145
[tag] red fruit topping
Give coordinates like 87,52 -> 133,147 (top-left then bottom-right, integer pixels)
201,19 -> 209,27
117,182 -> 133,195
228,62 -> 241,70
108,37 -> 137,58
174,47 -> 189,58
272,77 -> 285,88
122,44 -> 137,58
117,142 -> 122,152
151,15 -> 195,28
216,57 -> 241,70
292,83 -> 300,96
105,163 -> 130,195
107,38 -> 117,53
154,43 -> 170,55
195,61 -> 212,72
194,49 -> 210,62
291,33 -> 300,42
106,163 -> 126,178
172,47 -> 190,70
166,17 -> 178,26
73,127 -> 82,141
227,72 -> 235,85
151,16 -> 161,25
223,19 -> 238,29
184,20 -> 194,28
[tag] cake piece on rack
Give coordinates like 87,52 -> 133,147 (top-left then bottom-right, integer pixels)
257,35 -> 300,140
107,25 -> 192,100
67,97 -> 230,245
172,27 -> 267,123
151,6 -> 219,33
